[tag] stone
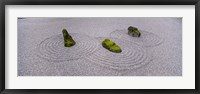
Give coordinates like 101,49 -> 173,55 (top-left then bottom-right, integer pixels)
102,39 -> 122,53
128,26 -> 141,37
62,28 -> 76,47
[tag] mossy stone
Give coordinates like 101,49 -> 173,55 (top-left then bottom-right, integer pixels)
128,26 -> 141,37
102,39 -> 122,53
62,28 -> 76,47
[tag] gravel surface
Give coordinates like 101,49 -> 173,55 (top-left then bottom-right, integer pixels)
18,17 -> 182,76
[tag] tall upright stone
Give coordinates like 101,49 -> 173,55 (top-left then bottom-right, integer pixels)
62,28 -> 76,47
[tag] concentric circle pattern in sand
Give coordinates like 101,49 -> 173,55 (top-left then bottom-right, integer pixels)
36,33 -> 99,62
110,30 -> 163,47
85,37 -> 151,70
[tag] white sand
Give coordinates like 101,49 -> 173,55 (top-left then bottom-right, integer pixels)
18,17 -> 182,76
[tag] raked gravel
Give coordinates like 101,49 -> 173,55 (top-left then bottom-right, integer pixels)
18,17 -> 182,76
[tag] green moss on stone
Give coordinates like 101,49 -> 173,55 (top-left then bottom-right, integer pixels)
62,28 -> 76,47
128,26 -> 141,37
102,39 -> 122,53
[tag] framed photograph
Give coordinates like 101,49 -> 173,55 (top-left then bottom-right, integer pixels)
0,0 -> 199,94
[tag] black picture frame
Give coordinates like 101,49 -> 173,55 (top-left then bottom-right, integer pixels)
0,0 -> 199,94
